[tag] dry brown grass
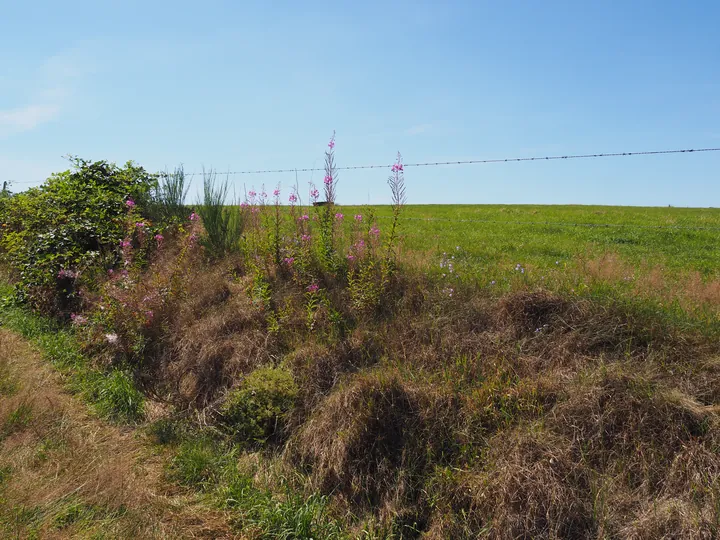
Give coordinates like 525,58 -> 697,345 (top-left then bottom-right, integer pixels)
467,429 -> 594,539
288,371 -> 460,519
73,246 -> 720,537
0,329 -> 237,539
579,252 -> 720,317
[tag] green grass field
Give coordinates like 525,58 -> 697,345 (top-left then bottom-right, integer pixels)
341,204 -> 720,276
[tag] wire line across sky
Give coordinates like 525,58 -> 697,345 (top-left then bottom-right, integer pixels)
5,146 -> 720,185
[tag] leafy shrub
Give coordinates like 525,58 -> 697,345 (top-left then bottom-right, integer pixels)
0,158 -> 155,314
221,367 -> 298,445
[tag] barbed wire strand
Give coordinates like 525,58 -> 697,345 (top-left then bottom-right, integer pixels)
5,146 -> 720,185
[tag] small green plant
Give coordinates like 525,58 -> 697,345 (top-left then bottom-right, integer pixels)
169,436 -> 233,487
1,403 -> 33,440
220,471 -> 345,539
148,417 -> 185,445
89,369 -> 145,422
220,367 -> 298,445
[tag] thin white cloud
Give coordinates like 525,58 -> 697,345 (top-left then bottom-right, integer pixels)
0,48 -> 88,138
405,124 -> 432,136
0,104 -> 60,134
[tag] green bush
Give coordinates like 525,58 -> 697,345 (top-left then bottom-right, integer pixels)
221,367 -> 298,445
0,158 -> 155,314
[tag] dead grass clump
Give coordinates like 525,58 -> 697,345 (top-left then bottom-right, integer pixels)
549,369 -> 714,494
622,498 -> 716,540
285,330 -> 383,425
664,440 -> 720,499
288,371 -> 460,515
389,293 -> 496,369
170,294 -> 271,406
497,290 -> 703,362
499,290 -> 570,337
469,429 -> 594,539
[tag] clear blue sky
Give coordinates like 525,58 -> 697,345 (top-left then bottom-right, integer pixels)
1,1 -> 719,206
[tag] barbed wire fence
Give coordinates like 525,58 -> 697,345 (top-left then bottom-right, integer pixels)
5,146 -> 720,185
2,146 -> 719,232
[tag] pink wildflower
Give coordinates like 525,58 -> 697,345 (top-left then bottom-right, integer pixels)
370,226 -> 380,236
154,233 -> 164,243
310,188 -> 319,200
283,257 -> 295,266
298,214 -> 309,222
288,193 -> 298,204
136,222 -> 145,228
335,213 -> 344,220
120,239 -> 131,248
323,175 -> 333,185
58,269 -> 76,279
70,314 -> 87,325
189,212 -> 199,221
306,283 -> 319,293
301,234 -> 311,242
248,190 -> 256,198
125,198 -> 135,208
346,254 -> 355,261
354,214 -> 363,222
273,188 -> 281,197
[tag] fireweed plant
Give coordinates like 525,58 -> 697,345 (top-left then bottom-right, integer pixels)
317,131 -> 338,269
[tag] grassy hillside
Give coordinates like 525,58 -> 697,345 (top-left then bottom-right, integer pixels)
344,204 -> 720,274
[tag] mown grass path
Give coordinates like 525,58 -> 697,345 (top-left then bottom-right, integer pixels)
0,328 -> 238,539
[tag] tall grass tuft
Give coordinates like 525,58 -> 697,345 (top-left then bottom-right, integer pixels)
150,165 -> 191,223
198,169 -> 243,257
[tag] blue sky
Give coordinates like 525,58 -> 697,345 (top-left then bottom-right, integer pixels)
1,1 -> 719,206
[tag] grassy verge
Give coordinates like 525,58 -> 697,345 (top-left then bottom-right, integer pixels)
0,280 -> 353,538
153,426 -> 351,539
0,281 -> 143,423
